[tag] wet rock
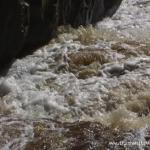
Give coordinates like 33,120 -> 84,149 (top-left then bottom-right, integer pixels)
124,61 -> 139,71
104,0 -> 123,17
59,0 -> 123,27
0,77 -> 19,97
0,0 -> 29,70
0,0 -> 123,71
0,81 -> 12,97
103,64 -> 125,77
22,0 -> 58,53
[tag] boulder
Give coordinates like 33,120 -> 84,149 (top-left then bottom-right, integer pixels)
58,0 -> 104,27
0,0 -> 29,69
104,0 -> 123,17
58,0 -> 123,27
0,0 -> 123,71
21,0 -> 58,54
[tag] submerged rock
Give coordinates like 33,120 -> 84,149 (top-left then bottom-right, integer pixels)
103,63 -> 125,77
124,61 -> 139,71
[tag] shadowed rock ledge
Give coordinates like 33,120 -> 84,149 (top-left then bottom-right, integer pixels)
0,0 -> 123,71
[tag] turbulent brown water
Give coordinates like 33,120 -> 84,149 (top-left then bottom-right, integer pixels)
0,0 -> 150,149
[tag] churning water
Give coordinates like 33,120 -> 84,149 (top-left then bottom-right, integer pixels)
0,0 -> 150,149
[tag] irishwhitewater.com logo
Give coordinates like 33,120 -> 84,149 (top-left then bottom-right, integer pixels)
109,141 -> 150,146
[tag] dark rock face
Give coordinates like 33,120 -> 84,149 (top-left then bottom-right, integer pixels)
21,0 -> 58,54
58,0 -> 123,27
0,0 -> 29,69
58,0 -> 106,27
0,0 -> 123,71
104,0 -> 123,17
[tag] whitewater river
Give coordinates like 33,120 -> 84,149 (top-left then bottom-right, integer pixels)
0,0 -> 150,149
